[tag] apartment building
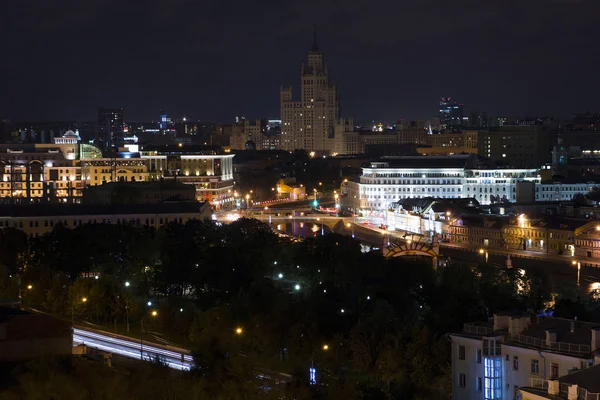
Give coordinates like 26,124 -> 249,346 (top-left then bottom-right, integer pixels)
450,313 -> 598,400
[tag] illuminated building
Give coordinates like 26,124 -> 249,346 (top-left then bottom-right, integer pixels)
280,28 -> 341,152
80,158 -> 149,185
348,155 -> 599,213
0,133 -> 150,204
140,146 -> 235,210
450,314 -> 599,400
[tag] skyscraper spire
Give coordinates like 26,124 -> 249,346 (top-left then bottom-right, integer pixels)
312,23 -> 319,51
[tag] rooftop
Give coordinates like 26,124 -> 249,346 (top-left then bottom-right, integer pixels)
0,202 -> 207,218
374,155 -> 472,169
455,314 -> 599,356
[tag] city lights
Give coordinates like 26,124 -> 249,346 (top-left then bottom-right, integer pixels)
294,284 -> 301,291
236,327 -> 243,335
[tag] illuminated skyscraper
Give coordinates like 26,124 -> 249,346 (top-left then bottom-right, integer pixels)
280,29 -> 340,152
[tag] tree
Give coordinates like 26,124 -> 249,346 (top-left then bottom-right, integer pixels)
586,187 -> 600,203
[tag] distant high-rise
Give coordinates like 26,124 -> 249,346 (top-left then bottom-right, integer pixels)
97,107 -> 124,151
439,97 -> 467,132
280,28 -> 340,152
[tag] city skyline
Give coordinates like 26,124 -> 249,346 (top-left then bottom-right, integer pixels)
2,0 -> 600,123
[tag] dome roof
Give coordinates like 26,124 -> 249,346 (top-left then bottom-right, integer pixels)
63,130 -> 78,137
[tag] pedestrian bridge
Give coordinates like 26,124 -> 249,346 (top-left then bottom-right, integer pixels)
383,235 -> 440,266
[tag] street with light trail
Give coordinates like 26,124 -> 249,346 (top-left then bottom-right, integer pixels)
73,328 -> 194,371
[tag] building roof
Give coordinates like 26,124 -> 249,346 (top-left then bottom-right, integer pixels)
377,155 -> 472,169
0,202 -> 208,218
455,314 -> 599,357
517,316 -> 597,347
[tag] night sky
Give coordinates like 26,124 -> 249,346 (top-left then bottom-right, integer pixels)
2,0 -> 599,123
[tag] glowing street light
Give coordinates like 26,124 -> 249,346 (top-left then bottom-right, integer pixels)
322,344 -> 329,351
141,310 -> 158,358
27,284 -> 32,290
278,273 -> 283,278
479,248 -> 489,263
147,301 -> 152,306
294,284 -> 301,291
125,281 -> 130,287
236,327 -> 243,335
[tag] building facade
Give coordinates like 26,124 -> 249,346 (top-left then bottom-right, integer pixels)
478,127 -> 550,168
440,97 -> 468,131
140,147 -> 235,210
450,314 -> 598,400
280,32 -> 340,152
0,202 -> 212,236
348,156 -> 600,213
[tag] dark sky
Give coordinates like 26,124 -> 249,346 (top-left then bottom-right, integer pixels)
2,0 -> 599,123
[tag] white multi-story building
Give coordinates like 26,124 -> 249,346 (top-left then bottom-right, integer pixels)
280,31 -> 340,152
450,313 -> 598,400
348,156 -> 600,213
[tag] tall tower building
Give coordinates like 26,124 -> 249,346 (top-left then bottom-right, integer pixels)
97,107 -> 124,151
280,29 -> 340,152
439,97 -> 467,132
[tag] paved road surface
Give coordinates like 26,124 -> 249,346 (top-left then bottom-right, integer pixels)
73,328 -> 194,371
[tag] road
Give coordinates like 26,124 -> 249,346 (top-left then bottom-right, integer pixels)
73,328 -> 194,371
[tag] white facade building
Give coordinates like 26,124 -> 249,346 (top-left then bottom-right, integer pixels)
450,314 -> 597,400
349,156 -> 600,213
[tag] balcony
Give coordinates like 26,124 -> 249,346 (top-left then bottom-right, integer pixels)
463,323 -> 491,335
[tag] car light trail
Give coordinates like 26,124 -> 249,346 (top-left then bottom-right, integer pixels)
73,328 -> 193,371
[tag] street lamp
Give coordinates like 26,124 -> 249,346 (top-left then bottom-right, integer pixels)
236,327 -> 243,335
310,344 -> 330,385
141,310 -> 158,359
71,296 -> 88,328
316,217 -> 324,235
479,248 -> 489,263
572,260 -> 581,286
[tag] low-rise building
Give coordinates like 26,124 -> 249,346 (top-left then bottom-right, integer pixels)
519,363 -> 600,399
448,215 -> 587,255
386,197 -> 480,236
0,202 -> 212,236
450,313 -> 598,400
